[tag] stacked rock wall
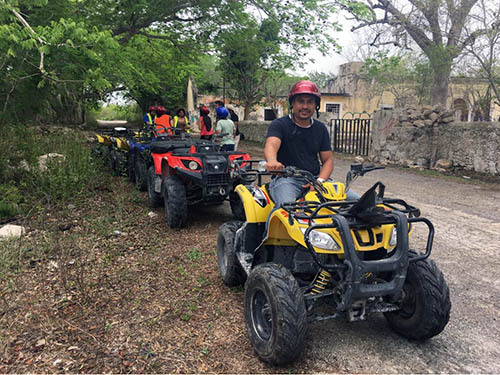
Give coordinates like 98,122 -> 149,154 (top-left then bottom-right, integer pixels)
238,121 -> 271,146
371,107 -> 500,175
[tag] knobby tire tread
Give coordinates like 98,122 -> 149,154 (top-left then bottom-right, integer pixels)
245,263 -> 307,365
164,175 -> 187,228
217,221 -> 245,286
385,251 -> 451,340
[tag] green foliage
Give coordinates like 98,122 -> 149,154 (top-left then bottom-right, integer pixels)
307,71 -> 336,89
0,0 -> 345,124
96,104 -> 142,122
0,124 -> 107,220
362,51 -> 433,105
0,184 -> 21,219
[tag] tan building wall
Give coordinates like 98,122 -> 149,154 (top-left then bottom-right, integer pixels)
321,62 -> 500,121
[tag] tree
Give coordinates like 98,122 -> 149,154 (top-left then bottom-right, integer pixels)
339,0 -> 494,106
461,0 -> 500,109
218,18 -> 284,119
307,71 -> 336,90
361,51 -> 433,106
262,72 -> 306,117
0,0 -> 343,124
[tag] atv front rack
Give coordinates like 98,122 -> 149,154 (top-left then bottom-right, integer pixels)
281,199 -> 434,311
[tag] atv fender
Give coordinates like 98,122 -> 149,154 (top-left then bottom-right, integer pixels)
234,184 -> 273,223
161,157 -> 174,178
115,137 -> 130,151
265,210 -> 307,247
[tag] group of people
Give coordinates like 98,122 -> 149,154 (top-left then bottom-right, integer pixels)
143,106 -> 191,135
144,101 -> 241,151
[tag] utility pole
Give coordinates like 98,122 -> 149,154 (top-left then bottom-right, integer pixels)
222,77 -> 226,104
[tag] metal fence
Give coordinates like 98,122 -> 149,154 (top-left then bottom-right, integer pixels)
330,118 -> 372,156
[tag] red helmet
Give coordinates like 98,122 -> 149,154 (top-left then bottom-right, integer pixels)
148,105 -> 156,112
156,105 -> 166,115
289,80 -> 321,105
200,106 -> 210,115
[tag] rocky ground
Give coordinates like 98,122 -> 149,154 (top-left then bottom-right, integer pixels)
1,142 -> 499,373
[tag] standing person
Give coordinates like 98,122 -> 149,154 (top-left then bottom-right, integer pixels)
214,100 -> 224,109
143,105 -> 157,127
215,106 -> 235,151
173,108 -> 190,133
264,80 -> 336,207
199,106 -> 214,140
154,105 -> 172,135
227,107 -> 240,150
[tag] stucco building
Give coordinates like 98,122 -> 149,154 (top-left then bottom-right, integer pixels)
321,62 -> 500,121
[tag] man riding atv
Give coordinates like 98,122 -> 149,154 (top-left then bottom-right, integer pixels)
264,80 -> 359,204
216,81 -> 451,365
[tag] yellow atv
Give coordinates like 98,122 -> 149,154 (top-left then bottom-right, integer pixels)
217,161 -> 451,365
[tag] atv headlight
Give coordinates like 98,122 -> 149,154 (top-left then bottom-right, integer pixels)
181,159 -> 201,170
301,228 -> 340,250
389,226 -> 397,246
188,160 -> 199,170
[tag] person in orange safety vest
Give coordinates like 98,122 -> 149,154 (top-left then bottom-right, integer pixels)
154,105 -> 172,135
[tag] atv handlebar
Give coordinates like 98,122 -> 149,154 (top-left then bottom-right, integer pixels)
346,163 -> 385,192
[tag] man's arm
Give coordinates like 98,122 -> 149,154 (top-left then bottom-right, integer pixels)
264,136 -> 284,171
318,150 -> 334,181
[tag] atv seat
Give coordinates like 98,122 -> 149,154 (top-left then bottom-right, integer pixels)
150,141 -> 192,154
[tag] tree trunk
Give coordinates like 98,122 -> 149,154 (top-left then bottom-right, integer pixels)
243,101 -> 252,120
430,64 -> 451,107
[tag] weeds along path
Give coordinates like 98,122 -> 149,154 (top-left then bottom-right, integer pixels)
0,143 -> 295,373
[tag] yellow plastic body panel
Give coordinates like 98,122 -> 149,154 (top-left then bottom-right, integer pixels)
237,181 -> 402,255
96,134 -> 111,145
235,184 -> 274,223
115,137 -> 130,151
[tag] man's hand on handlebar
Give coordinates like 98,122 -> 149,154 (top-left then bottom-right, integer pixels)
266,160 -> 284,171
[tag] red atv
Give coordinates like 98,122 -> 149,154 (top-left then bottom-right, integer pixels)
147,133 -> 250,228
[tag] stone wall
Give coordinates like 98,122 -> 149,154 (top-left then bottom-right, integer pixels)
239,115 -> 334,146
238,121 -> 271,146
371,108 -> 500,175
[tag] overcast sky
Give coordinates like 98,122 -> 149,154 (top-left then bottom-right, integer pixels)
293,15 -> 358,76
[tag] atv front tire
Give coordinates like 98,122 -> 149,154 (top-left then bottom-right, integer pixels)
134,154 -> 148,191
244,263 -> 307,365
147,166 -> 163,208
384,252 -> 451,340
217,221 -> 245,286
163,175 -> 187,228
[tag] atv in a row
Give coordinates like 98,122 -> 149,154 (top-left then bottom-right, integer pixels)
93,126 -> 251,228
217,161 -> 451,365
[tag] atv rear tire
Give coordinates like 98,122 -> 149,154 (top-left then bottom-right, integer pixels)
127,153 -> 135,182
134,154 -> 148,191
244,263 -> 307,365
111,150 -> 126,177
147,166 -> 163,208
229,192 -> 245,221
163,175 -> 187,228
384,252 -> 451,340
217,221 -> 245,286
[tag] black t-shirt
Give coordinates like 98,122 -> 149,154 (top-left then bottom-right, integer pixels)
266,116 -> 331,176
